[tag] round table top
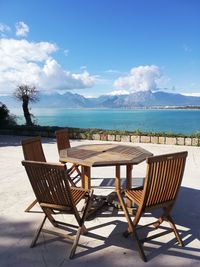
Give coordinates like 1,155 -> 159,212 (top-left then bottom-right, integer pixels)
59,143 -> 153,167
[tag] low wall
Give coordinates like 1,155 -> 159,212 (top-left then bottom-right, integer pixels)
1,127 -> 199,146
75,132 -> 199,146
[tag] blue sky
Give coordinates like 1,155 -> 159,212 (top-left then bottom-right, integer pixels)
0,0 -> 200,97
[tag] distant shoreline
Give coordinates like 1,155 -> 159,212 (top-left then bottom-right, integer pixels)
142,106 -> 200,110
10,105 -> 200,111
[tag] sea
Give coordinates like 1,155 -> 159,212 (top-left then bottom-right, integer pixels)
12,108 -> 200,135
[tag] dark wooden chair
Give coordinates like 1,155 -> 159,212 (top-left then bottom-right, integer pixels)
117,151 -> 188,262
55,129 -> 82,184
21,160 -> 93,259
22,136 -> 46,162
21,137 -> 46,212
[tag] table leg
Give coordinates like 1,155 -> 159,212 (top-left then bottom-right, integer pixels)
81,166 -> 91,190
81,166 -> 84,188
115,165 -> 123,209
126,164 -> 133,208
115,165 -> 121,191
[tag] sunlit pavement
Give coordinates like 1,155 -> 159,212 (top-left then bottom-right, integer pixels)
0,135 -> 199,267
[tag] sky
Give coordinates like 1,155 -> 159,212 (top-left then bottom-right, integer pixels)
0,0 -> 200,98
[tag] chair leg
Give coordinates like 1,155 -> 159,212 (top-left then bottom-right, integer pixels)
80,191 -> 93,233
31,215 -> 47,247
153,205 -> 173,228
24,199 -> 38,212
74,165 -> 82,178
152,205 -> 183,246
116,191 -> 134,233
166,214 -> 184,246
68,164 -> 81,181
116,190 -> 147,262
153,205 -> 184,246
68,177 -> 76,187
43,208 -> 59,227
153,216 -> 164,228
132,231 -> 147,262
69,191 -> 93,259
66,167 -> 77,187
69,227 -> 82,259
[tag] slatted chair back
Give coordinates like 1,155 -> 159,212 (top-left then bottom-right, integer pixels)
55,129 -> 71,153
22,137 -> 46,162
22,160 -> 74,210
55,129 -> 81,185
119,151 -> 188,262
142,151 -> 188,210
21,137 -> 46,212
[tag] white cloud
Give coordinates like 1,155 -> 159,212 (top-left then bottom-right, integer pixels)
0,23 -> 11,37
15,21 -> 29,37
113,65 -> 162,92
0,38 -> 57,66
0,38 -> 95,94
41,59 -> 95,90
106,90 -> 129,96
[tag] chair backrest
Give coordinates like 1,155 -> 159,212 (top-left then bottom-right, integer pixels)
22,160 -> 73,210
21,137 -> 46,162
142,151 -> 188,209
55,129 -> 71,153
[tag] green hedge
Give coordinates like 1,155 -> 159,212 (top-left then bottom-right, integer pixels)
1,125 -> 200,139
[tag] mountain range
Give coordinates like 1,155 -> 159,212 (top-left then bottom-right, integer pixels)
1,90 -> 200,109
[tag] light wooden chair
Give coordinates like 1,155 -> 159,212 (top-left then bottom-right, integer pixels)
21,160 -> 93,259
22,137 -> 46,212
118,151 -> 188,262
22,136 -> 77,212
55,129 -> 82,184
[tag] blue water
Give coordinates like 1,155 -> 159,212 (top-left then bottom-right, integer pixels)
13,108 -> 200,135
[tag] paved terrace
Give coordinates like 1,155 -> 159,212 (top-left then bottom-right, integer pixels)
0,135 -> 199,267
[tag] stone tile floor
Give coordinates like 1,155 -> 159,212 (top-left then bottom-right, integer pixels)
0,135 -> 199,267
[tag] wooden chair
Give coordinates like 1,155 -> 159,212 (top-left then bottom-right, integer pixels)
22,136 -> 46,162
21,160 -> 93,259
22,136 -> 77,212
117,151 -> 188,262
21,137 -> 46,212
55,129 -> 82,184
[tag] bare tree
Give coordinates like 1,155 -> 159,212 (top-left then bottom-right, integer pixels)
14,84 -> 39,126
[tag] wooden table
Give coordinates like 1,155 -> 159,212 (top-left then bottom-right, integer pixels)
60,143 -> 153,208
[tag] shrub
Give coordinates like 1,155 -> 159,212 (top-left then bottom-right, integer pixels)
0,103 -> 17,128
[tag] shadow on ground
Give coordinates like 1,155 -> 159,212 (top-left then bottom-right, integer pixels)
0,134 -> 56,147
0,186 -> 199,266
